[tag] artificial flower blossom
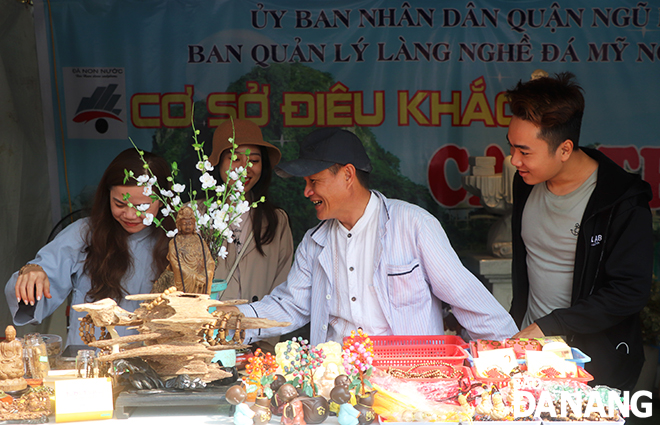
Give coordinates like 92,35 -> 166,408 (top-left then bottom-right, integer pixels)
199,173 -> 217,190
136,174 -> 150,185
228,167 -> 245,181
213,216 -> 229,233
142,212 -> 154,226
197,214 -> 210,227
166,228 -> 178,238
236,200 -> 250,215
161,204 -> 173,217
124,115 -> 263,261
196,160 -> 214,172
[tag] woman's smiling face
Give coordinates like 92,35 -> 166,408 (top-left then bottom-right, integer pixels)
219,144 -> 263,193
109,185 -> 160,233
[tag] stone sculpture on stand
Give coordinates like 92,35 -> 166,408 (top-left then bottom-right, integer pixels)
0,326 -> 27,393
72,289 -> 289,383
162,206 -> 216,294
462,155 -> 517,258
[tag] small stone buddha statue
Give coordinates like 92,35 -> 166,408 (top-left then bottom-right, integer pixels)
165,206 -> 216,295
0,326 -> 28,392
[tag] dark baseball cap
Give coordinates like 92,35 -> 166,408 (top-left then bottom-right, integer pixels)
275,128 -> 372,178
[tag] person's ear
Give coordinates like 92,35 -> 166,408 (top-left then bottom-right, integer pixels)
560,140 -> 573,160
344,164 -> 356,183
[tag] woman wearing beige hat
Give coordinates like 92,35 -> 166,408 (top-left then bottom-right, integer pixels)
208,119 -> 294,315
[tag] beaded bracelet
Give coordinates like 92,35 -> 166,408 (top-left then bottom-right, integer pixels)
19,264 -> 44,275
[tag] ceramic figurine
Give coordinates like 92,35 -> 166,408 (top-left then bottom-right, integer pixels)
330,385 -> 360,425
270,374 -> 288,416
279,384 -> 305,425
317,363 -> 340,400
300,394 -> 330,423
251,396 -> 273,425
354,391 -> 377,425
329,374 -> 353,416
226,385 -> 255,425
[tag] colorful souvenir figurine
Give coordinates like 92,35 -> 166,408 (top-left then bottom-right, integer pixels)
299,394 -> 329,424
329,375 -> 353,416
354,391 -> 377,425
341,329 -> 374,398
226,385 -> 255,425
280,384 -> 305,425
331,385 -> 360,425
252,396 -> 273,425
270,374 -> 288,416
317,363 -> 340,400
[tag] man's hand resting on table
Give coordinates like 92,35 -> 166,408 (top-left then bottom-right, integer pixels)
513,322 -> 545,339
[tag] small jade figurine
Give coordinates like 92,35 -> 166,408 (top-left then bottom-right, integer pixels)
331,385 -> 360,425
226,385 -> 255,425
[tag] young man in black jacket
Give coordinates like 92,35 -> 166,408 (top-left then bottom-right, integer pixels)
507,71 -> 653,391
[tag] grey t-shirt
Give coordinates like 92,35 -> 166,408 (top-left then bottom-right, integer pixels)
521,169 -> 598,328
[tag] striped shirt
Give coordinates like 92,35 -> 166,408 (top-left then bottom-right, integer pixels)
238,191 -> 518,345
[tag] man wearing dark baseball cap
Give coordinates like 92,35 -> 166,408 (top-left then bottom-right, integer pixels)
274,127 -> 372,178
221,128 -> 518,345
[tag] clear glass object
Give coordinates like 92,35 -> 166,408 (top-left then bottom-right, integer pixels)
75,349 -> 97,378
23,333 -> 50,380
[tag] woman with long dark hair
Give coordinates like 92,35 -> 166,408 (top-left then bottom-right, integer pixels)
5,148 -> 173,348
208,119 -> 293,309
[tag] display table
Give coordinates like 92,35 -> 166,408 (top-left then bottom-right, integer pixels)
47,404 -> 235,425
114,386 -> 232,419
42,405 -> 351,425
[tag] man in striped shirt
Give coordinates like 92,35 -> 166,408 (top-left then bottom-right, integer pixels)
222,127 -> 518,345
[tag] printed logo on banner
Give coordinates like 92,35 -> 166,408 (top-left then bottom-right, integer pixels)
63,67 -> 127,139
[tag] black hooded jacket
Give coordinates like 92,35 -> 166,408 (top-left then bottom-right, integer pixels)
511,147 -> 653,390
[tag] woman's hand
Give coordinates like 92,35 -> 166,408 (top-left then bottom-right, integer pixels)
15,265 -> 51,306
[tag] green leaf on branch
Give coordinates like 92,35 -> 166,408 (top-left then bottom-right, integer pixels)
301,382 -> 313,397
264,387 -> 273,399
261,375 -> 275,387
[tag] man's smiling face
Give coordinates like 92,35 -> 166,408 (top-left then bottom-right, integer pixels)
508,116 -> 564,186
303,167 -> 350,222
